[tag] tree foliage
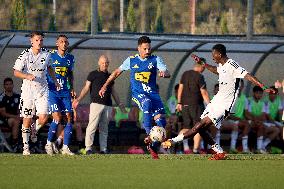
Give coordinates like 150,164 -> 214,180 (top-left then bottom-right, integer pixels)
126,0 -> 136,32
10,0 -> 27,30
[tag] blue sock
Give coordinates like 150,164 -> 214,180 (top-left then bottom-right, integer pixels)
141,99 -> 153,135
63,123 -> 73,145
155,117 -> 166,127
47,120 -> 59,142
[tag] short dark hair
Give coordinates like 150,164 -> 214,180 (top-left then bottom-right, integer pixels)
212,44 -> 226,56
30,31 -> 45,38
138,36 -> 151,45
4,77 -> 13,84
57,34 -> 68,40
253,86 -> 263,93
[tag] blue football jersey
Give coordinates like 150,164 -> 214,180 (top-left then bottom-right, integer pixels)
119,54 -> 167,94
47,50 -> 75,96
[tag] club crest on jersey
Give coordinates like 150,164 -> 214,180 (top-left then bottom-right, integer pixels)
148,63 -> 154,69
132,64 -> 139,69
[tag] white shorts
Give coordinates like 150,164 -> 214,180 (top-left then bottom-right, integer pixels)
19,86 -> 49,118
201,96 -> 235,129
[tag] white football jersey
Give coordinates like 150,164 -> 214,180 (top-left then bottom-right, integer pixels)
215,59 -> 248,104
13,48 -> 51,91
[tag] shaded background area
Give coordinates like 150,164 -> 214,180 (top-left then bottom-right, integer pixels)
0,33 -> 283,106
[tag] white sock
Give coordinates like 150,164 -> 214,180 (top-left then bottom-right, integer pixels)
63,145 -> 68,150
56,137 -> 63,146
46,140 -> 52,145
211,143 -> 224,153
230,130 -> 238,150
36,119 -> 44,132
172,133 -> 184,143
242,136 -> 249,151
215,130 -> 221,145
22,126 -> 30,147
262,138 -> 271,149
257,136 -> 264,150
183,139 -> 190,151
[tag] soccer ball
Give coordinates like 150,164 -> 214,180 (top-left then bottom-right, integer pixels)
149,126 -> 166,142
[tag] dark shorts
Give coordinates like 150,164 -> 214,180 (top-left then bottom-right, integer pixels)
181,104 -> 205,129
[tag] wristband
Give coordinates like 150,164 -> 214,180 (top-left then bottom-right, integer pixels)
258,83 -> 268,90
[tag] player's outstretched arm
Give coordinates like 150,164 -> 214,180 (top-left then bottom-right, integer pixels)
99,68 -> 123,98
191,54 -> 218,75
244,73 -> 276,93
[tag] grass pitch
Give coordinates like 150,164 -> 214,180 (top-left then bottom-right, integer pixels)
0,154 -> 283,189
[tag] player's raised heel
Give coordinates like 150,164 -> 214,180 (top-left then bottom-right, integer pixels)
209,152 -> 227,160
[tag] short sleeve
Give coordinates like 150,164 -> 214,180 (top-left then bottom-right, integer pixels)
119,57 -> 131,71
198,75 -> 206,89
180,72 -> 187,85
87,72 -> 93,82
13,50 -> 27,71
156,56 -> 167,71
228,60 -> 248,78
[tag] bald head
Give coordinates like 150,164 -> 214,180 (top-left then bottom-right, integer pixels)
193,63 -> 205,73
98,55 -> 109,72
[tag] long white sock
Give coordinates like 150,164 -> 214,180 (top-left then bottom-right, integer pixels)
262,138 -> 271,149
230,130 -> 238,149
172,133 -> 184,143
215,130 -> 221,145
183,139 -> 190,151
211,143 -> 224,153
63,144 -> 68,150
242,135 -> 249,151
257,136 -> 263,150
22,126 -> 30,147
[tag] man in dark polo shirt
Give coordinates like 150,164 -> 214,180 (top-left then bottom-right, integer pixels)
73,55 -> 126,154
0,77 -> 21,150
176,58 -> 210,154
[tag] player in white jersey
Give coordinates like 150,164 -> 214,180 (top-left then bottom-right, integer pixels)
13,31 -> 59,155
162,44 -> 275,160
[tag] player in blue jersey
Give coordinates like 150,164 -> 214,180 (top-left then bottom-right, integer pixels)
45,35 -> 75,155
99,36 -> 170,159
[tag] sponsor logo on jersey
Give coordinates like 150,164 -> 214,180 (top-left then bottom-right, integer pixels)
132,64 -> 139,68
55,67 -> 68,77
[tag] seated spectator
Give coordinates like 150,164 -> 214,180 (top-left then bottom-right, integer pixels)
245,86 -> 278,153
221,79 -> 250,153
264,86 -> 282,140
0,77 -> 21,151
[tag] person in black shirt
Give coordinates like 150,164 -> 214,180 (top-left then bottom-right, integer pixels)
73,55 -> 126,154
0,78 -> 21,149
176,59 -> 210,154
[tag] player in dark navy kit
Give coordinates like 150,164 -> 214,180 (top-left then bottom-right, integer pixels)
45,35 -> 75,155
99,36 -> 170,159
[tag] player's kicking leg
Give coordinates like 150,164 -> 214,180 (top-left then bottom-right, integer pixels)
162,117 -> 227,160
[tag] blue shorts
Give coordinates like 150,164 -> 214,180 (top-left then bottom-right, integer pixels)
48,91 -> 72,113
131,92 -> 165,116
